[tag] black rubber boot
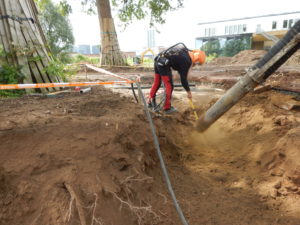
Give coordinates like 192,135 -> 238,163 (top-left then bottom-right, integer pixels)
148,98 -> 157,108
151,98 -> 157,108
164,106 -> 178,114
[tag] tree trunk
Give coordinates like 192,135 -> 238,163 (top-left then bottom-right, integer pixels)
0,0 -> 59,92
96,0 -> 125,66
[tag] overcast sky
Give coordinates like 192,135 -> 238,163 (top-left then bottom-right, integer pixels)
66,0 -> 299,51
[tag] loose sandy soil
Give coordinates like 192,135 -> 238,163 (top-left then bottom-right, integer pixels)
1,86 -> 300,225
1,50 -> 300,225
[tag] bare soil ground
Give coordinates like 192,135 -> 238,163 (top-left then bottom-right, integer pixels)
1,88 -> 300,225
193,49 -> 300,92
1,50 -> 300,225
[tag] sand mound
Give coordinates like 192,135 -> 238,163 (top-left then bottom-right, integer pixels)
284,49 -> 300,66
208,49 -> 300,67
230,50 -> 267,64
208,50 -> 267,66
207,56 -> 232,66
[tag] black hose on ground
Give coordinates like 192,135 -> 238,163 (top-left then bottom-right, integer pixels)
131,83 -> 139,103
136,82 -> 190,225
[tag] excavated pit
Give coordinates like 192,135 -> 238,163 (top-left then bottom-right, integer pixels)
0,85 -> 300,225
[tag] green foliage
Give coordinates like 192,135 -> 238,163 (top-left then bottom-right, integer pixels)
0,65 -> 24,84
71,54 -> 100,64
79,0 -> 183,27
35,0 -> 71,16
222,36 -> 251,57
201,40 -> 222,56
34,0 -> 48,11
36,0 -> 74,62
57,52 -> 73,64
141,57 -> 154,67
80,0 -> 97,15
114,0 -> 183,27
205,53 -> 218,63
44,59 -> 75,82
58,0 -> 72,16
126,56 -> 153,67
28,56 -> 42,62
0,45 -> 6,58
0,64 -> 25,97
201,36 -> 251,60
126,57 -> 134,65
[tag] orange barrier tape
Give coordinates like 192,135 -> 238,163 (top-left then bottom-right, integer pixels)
85,64 -> 132,82
0,80 -> 135,90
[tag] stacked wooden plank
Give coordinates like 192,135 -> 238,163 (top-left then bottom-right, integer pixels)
0,0 -> 58,92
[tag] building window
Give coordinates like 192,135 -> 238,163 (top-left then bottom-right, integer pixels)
229,26 -> 233,34
234,25 -> 238,34
289,19 -> 294,28
256,24 -> 261,32
204,27 -> 215,37
238,24 -> 242,33
295,18 -> 300,23
283,20 -> 288,28
272,21 -> 277,30
243,24 -> 247,32
225,26 -> 229,34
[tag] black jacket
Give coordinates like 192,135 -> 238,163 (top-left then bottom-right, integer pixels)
157,43 -> 192,91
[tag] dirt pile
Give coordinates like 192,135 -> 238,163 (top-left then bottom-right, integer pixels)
0,86 -> 300,225
195,49 -> 300,92
207,49 -> 300,67
183,90 -> 300,224
230,50 -> 267,65
206,56 -> 232,66
208,50 -> 267,66
284,49 -> 300,66
0,88 -> 182,225
207,50 -> 300,66
215,91 -> 300,194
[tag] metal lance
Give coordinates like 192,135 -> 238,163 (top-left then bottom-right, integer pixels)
196,20 -> 300,132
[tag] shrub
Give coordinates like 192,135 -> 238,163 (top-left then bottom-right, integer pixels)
0,64 -> 25,97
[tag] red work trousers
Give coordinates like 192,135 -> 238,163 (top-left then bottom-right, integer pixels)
149,73 -> 173,110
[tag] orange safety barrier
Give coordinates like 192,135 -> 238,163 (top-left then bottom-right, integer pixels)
0,80 -> 135,90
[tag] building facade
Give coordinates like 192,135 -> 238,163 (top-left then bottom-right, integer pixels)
196,11 -> 300,50
91,45 -> 100,55
78,45 -> 91,55
147,29 -> 156,49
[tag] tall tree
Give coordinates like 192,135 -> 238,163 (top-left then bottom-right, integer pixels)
96,0 -> 124,65
80,0 -> 184,66
36,0 -> 74,61
201,40 -> 221,57
0,0 -> 59,92
222,36 -> 251,57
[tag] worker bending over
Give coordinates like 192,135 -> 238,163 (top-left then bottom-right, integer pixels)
148,43 -> 206,113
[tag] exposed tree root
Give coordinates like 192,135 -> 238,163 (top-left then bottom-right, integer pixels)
108,191 -> 160,225
90,193 -> 105,225
64,183 -> 87,225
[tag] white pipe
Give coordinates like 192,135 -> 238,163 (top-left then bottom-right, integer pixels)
80,87 -> 91,93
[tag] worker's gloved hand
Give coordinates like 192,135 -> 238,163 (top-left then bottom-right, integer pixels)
187,91 -> 192,99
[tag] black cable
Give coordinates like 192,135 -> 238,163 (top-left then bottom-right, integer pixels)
0,15 -> 35,24
136,82 -> 190,225
131,83 -> 139,103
